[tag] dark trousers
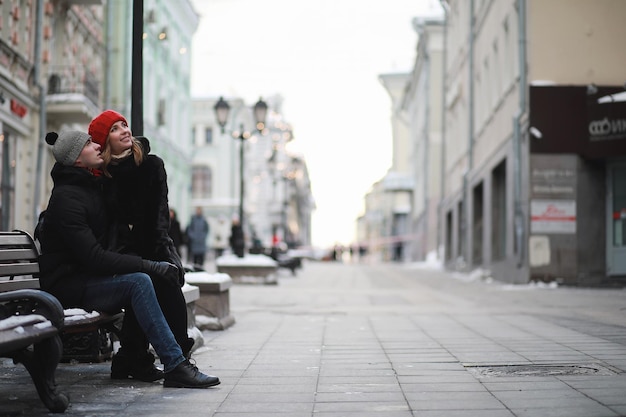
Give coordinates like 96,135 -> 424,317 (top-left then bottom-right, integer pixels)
118,276 -> 193,359
192,253 -> 205,266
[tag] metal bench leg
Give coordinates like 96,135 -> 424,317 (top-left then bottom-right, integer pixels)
14,334 -> 69,413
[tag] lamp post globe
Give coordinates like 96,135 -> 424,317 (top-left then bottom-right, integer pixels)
253,98 -> 268,132
214,96 -> 230,133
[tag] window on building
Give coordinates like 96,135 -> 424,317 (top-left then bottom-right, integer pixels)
445,210 -> 453,261
492,160 -> 507,261
458,200 -> 465,262
191,165 -> 212,199
205,127 -> 213,145
472,181 -> 484,265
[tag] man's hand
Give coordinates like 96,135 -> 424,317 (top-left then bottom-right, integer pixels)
141,260 -> 179,287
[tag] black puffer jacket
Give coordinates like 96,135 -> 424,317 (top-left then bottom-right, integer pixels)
106,137 -> 184,284
38,163 -> 143,307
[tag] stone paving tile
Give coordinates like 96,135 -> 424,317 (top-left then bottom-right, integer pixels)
397,373 -> 479,383
313,401 -> 410,413
314,391 -> 406,402
232,382 -> 316,392
511,405 -> 620,417
315,383 -> 400,393
404,390 -> 501,401
217,400 -> 313,413
414,411 -> 516,417
225,392 -> 315,403
312,412 -> 413,417
399,382 -> 490,392
491,389 -> 589,400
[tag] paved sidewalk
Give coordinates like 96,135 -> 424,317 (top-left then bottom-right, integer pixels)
1,261 -> 626,416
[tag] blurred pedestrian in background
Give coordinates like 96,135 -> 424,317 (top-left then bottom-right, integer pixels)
229,217 -> 245,258
168,208 -> 185,257
186,207 -> 209,266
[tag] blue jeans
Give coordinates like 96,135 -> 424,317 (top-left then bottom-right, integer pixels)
81,272 -> 185,372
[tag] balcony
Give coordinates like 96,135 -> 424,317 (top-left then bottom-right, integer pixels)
46,65 -> 100,125
382,172 -> 414,192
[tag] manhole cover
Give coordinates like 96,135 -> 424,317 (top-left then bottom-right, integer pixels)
464,363 -> 619,378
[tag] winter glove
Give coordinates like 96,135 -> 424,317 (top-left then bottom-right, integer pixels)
141,260 -> 179,287
167,244 -> 186,287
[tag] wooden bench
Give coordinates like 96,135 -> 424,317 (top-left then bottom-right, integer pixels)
0,230 -> 124,412
0,230 -> 205,412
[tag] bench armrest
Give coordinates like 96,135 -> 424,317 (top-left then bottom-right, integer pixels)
0,289 -> 65,330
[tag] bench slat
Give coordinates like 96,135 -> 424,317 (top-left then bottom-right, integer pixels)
0,234 -> 33,247
0,262 -> 40,278
0,279 -> 41,291
0,248 -> 38,262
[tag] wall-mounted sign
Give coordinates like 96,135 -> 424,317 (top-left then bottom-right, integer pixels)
531,199 -> 576,234
10,98 -> 27,118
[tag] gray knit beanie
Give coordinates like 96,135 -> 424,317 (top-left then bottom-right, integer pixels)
45,131 -> 91,166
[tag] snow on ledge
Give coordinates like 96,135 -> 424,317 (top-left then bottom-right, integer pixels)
215,254 -> 278,267
185,272 -> 231,284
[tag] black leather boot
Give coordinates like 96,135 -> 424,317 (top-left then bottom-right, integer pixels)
163,360 -> 220,388
111,352 -> 164,382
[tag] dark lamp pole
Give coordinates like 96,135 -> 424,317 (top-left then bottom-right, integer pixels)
213,97 -> 268,257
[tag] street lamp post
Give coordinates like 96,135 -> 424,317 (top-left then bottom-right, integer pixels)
214,96 -> 268,256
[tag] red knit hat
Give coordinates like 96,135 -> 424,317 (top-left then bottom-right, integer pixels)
88,110 -> 127,147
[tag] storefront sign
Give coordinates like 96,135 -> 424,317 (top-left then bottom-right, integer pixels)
10,98 -> 27,118
531,200 -> 576,234
588,117 -> 626,141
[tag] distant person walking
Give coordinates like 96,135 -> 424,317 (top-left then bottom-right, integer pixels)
229,217 -> 245,258
186,207 -> 209,266
168,209 -> 185,257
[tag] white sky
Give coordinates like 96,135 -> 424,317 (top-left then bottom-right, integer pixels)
189,0 -> 443,249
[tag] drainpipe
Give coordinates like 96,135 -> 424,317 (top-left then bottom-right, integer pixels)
32,0 -> 46,226
513,0 -> 527,268
438,1 -> 448,260
463,0 -> 475,267
423,33 -> 431,261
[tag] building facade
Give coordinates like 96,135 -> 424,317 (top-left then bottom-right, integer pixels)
439,0 -> 626,285
191,96 -> 313,255
358,18 -> 444,264
402,17 -> 444,262
1,1 -> 105,234
1,0 -> 197,238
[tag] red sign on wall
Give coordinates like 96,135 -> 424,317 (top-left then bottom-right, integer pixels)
10,98 -> 27,118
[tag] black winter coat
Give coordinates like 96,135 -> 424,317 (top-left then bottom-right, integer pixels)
38,164 -> 144,307
106,138 -> 184,283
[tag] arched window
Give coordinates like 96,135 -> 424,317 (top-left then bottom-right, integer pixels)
191,165 -> 212,199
